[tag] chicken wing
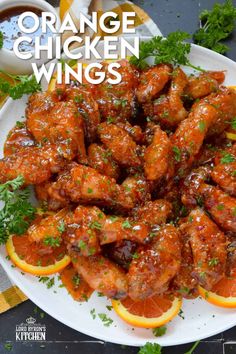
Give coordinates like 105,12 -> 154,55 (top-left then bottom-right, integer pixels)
144,125 -> 173,181
47,163 -> 134,212
136,64 -> 172,103
70,253 -> 128,299
199,183 -> 236,233
144,68 -> 188,127
88,143 -> 120,180
128,224 -> 181,301
185,71 -> 225,99
180,208 -> 227,290
4,121 -> 35,156
98,122 -> 141,168
0,144 -> 66,185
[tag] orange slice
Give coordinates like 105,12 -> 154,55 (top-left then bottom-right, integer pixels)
199,276 -> 236,308
112,294 -> 182,328
6,234 -> 71,276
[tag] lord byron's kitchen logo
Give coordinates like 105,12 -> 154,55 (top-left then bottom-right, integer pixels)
15,316 -> 46,341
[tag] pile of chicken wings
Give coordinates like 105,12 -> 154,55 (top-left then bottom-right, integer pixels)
1,59 -> 236,301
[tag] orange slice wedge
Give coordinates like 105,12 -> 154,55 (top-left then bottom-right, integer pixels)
199,275 -> 236,308
112,294 -> 182,328
6,234 -> 71,276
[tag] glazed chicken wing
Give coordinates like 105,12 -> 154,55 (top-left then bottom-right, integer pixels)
98,122 -> 141,168
47,163 -> 134,212
136,64 -> 172,103
0,144 -> 66,185
180,208 -> 226,290
144,67 -> 188,127
127,224 -> 181,301
211,144 -> 236,196
4,122 -> 35,156
133,199 -> 172,227
185,71 -> 225,99
70,253 -> 128,299
26,92 -> 86,162
199,183 -> 236,233
144,125 -> 173,181
90,60 -> 139,122
88,143 -> 120,180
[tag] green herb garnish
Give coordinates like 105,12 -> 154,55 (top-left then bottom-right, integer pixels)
138,342 -> 162,354
152,326 -> 167,337
130,31 -> 203,71
0,176 -> 35,244
193,0 -> 236,54
0,71 -> 41,100
98,313 -> 113,327
44,236 -> 61,248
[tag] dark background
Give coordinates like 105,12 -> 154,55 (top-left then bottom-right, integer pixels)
1,0 -> 236,353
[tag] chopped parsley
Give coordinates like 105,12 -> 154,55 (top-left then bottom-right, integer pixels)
57,220 -> 65,233
44,236 -> 61,248
87,188 -> 93,194
72,274 -> 81,287
90,308 -> 96,319
208,258 -> 219,267
89,221 -> 102,231
198,121 -> 206,133
172,146 -> 181,162
152,326 -> 167,337
122,220 -> 132,229
98,313 -> 113,327
220,152 -> 235,164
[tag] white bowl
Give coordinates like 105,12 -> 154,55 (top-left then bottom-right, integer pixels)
0,0 -> 60,75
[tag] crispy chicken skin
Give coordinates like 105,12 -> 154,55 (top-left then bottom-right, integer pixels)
171,102 -> 218,175
122,175 -> 151,206
98,123 -> 141,168
89,60 -> 139,122
28,208 -> 69,243
185,71 -> 225,99
4,122 -> 35,156
47,163 -> 134,211
0,144 -> 66,185
144,68 -> 188,127
206,88 -> 236,137
180,208 -> 227,290
62,86 -> 100,143
70,253 -> 128,299
133,200 -> 172,227
27,95 -> 86,162
128,225 -> 181,301
199,183 -> 236,233
211,144 -> 236,197
172,234 -> 198,298
144,125 -> 173,181
88,143 -> 120,180
136,64 -> 172,103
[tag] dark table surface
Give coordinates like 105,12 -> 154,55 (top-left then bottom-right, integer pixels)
1,0 -> 236,353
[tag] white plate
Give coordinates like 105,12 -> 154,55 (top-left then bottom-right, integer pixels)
1,38 -> 236,347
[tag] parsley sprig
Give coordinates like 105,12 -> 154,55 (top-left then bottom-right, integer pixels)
138,342 -> 162,354
0,71 -> 41,100
193,0 -> 236,54
130,31 -> 203,71
0,176 -> 36,244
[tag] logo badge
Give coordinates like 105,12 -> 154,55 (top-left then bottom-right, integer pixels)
16,317 -> 46,341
